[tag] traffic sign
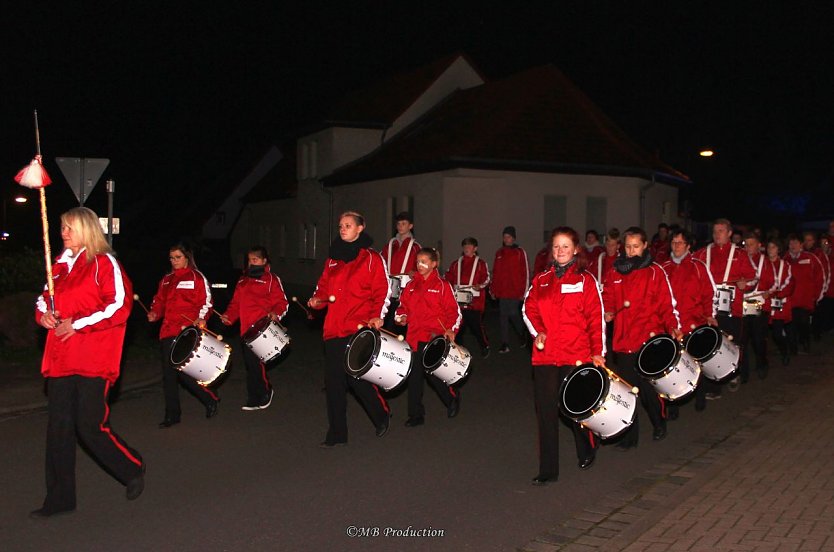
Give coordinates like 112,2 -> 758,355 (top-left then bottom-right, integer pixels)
55,157 -> 110,205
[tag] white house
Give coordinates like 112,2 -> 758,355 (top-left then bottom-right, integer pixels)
229,53 -> 689,287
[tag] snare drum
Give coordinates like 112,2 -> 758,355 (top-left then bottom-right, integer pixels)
344,327 -> 412,391
242,316 -> 290,363
389,274 -> 412,300
683,324 -> 740,381
714,285 -> 735,315
742,296 -> 764,316
454,289 -> 474,305
769,297 -> 784,311
170,326 -> 231,386
422,336 -> 471,385
636,334 -> 700,400
559,364 -> 638,439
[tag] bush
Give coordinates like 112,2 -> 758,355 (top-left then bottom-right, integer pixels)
0,247 -> 44,297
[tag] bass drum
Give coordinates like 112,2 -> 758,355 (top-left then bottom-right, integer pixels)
344,328 -> 412,391
422,336 -> 471,385
170,326 -> 231,386
636,334 -> 700,400
559,364 -> 638,439
683,324 -> 740,381
243,316 -> 290,363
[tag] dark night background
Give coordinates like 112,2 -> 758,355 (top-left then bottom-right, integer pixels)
2,2 -> 833,260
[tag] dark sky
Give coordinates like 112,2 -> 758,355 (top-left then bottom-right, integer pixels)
2,2 -> 833,247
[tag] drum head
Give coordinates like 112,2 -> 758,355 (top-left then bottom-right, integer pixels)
170,326 -> 200,366
242,316 -> 272,342
684,325 -> 720,361
560,365 -> 607,419
422,337 -> 449,372
345,329 -> 379,376
637,335 -> 679,377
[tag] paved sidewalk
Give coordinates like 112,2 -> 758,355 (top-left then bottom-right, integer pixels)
519,345 -> 834,552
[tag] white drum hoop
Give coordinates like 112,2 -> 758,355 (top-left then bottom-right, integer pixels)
683,324 -> 739,381
243,316 -> 291,363
344,328 -> 412,391
421,336 -> 471,385
170,326 -> 231,386
636,334 -> 700,400
559,364 -> 638,439
389,274 -> 412,300
714,285 -> 735,315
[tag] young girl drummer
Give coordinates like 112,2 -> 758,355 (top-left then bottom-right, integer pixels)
395,248 -> 462,426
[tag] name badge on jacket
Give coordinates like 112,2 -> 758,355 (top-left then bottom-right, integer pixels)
561,282 -> 583,294
177,280 -> 195,289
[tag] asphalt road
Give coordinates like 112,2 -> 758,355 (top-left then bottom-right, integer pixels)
0,310 -> 799,551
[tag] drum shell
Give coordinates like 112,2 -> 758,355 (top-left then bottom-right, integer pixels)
636,334 -> 700,400
243,316 -> 290,362
344,328 -> 412,391
421,336 -> 471,385
559,364 -> 637,439
454,289 -> 474,305
170,326 -> 231,386
683,325 -> 740,381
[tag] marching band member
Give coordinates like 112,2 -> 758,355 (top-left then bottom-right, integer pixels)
821,235 -> 834,333
523,227 -> 605,485
765,239 -> 794,366
395,248 -> 462,427
582,230 -> 604,268
784,234 -> 825,355
491,226 -> 529,354
598,228 -> 621,363
219,246 -> 288,411
308,211 -> 392,447
445,237 -> 491,358
740,233 -> 774,382
32,207 -> 144,517
650,223 -> 672,264
533,242 -> 551,277
383,212 -> 420,332
148,242 -> 218,429
660,229 -> 716,413
802,231 -> 831,340
603,227 -> 681,448
692,218 -> 756,396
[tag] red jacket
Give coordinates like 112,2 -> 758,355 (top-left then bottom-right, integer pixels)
746,252 -> 775,313
385,234 -> 420,276
312,248 -> 391,340
523,264 -> 605,366
150,267 -> 212,339
603,262 -> 680,353
766,257 -> 794,322
650,238 -> 671,264
396,270 -> 461,350
223,265 -> 289,336
444,254 -> 490,311
807,247 -> 831,297
595,252 -> 618,289
783,251 -> 825,311
582,244 -> 604,268
661,254 -> 715,332
35,249 -> 133,383
692,243 -> 756,318
827,249 -> 834,299
491,245 -> 529,299
533,246 -> 550,277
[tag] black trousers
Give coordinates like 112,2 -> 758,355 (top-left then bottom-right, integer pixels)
324,337 -> 390,444
533,365 -> 596,478
740,314 -> 768,379
382,299 -> 407,336
612,352 -> 664,446
771,319 -> 789,357
817,297 -> 834,334
696,315 -> 743,403
242,345 -> 272,404
41,376 -> 143,512
788,307 -> 812,353
498,298 -> 526,345
161,337 -> 218,420
457,308 -> 489,350
407,341 -> 457,418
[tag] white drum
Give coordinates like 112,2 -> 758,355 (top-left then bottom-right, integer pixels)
243,316 -> 290,363
559,364 -> 638,439
454,289 -> 474,305
389,274 -> 412,300
344,328 -> 412,391
742,297 -> 764,316
170,326 -> 231,386
421,336 -> 471,385
636,334 -> 700,400
683,324 -> 740,381
770,297 -> 784,311
714,285 -> 735,315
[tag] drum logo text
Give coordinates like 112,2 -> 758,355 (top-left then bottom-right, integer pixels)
381,351 -> 405,364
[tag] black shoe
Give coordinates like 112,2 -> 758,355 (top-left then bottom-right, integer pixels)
242,389 -> 274,411
205,400 -> 219,419
653,424 -> 667,441
375,414 -> 391,437
498,344 -> 510,354
667,405 -> 679,421
447,394 -> 461,418
126,464 -> 145,501
158,418 -> 180,429
782,354 -> 790,366
531,474 -> 557,486
29,507 -> 75,519
614,441 -> 637,451
695,400 -> 706,412
578,454 -> 595,470
404,416 -> 424,427
319,440 -> 347,448
481,347 -> 490,359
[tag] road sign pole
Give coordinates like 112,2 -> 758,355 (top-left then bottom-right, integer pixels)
106,179 -> 115,246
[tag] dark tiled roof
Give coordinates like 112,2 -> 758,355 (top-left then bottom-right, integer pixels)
323,64 -> 690,186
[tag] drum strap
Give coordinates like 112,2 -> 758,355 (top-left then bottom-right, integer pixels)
775,260 -> 785,290
457,256 -> 479,287
706,243 -> 736,285
597,254 -> 603,283
388,236 -> 415,275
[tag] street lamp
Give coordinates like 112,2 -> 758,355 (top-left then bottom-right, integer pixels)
699,149 -> 715,157
2,195 -> 29,240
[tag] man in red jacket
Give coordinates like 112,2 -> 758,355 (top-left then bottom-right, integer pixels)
740,233 -> 774,382
785,234 -> 825,355
445,237 -> 491,358
491,226 -> 529,354
802,231 -> 831,340
383,212 -> 420,333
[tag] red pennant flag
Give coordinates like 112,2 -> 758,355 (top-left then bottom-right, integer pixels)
14,154 -> 52,189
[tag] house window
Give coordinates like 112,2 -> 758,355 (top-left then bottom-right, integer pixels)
308,223 -> 317,259
298,223 -> 307,258
543,195 -> 567,243
586,197 -> 607,235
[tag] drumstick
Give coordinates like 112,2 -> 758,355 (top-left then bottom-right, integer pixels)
291,296 -> 314,319
132,294 -> 150,315
358,322 -> 405,342
179,314 -> 224,341
611,300 -> 631,316
436,318 -> 461,350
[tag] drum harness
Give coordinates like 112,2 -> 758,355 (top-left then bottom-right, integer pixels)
456,256 -> 480,293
